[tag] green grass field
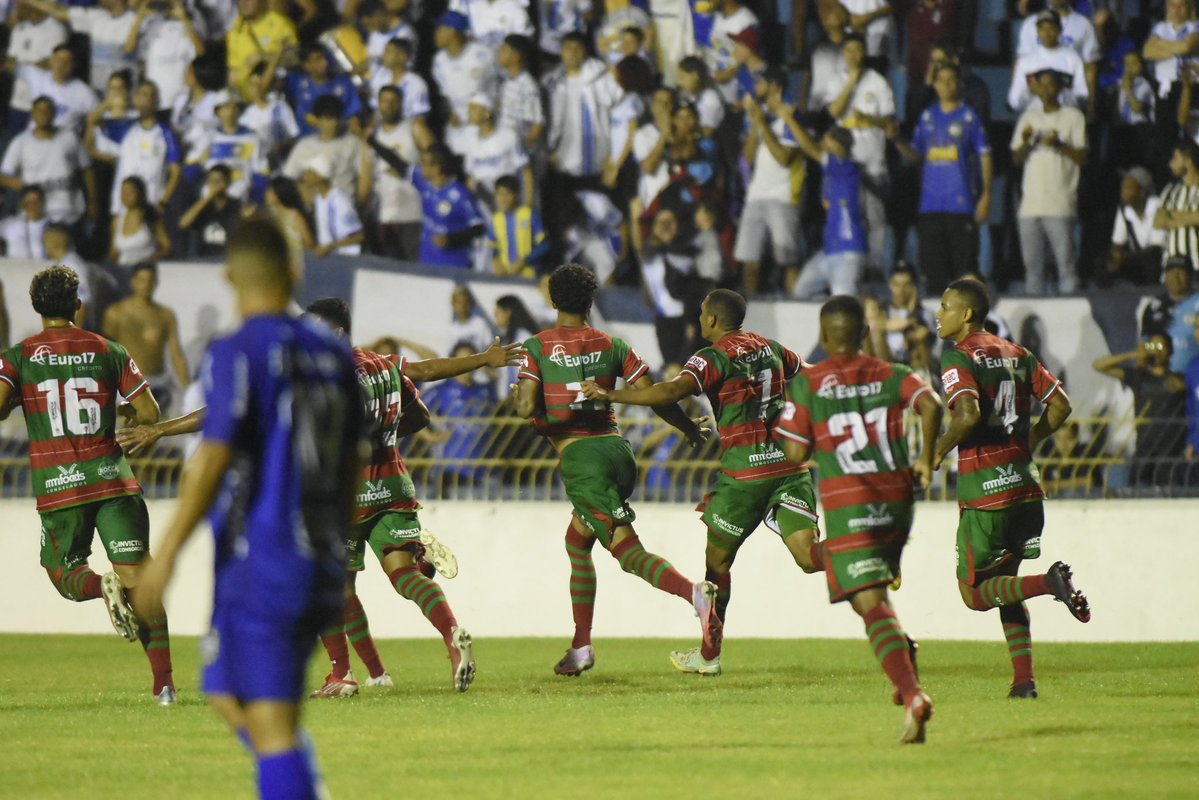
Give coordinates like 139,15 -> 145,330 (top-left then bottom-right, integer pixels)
1,635 -> 1196,799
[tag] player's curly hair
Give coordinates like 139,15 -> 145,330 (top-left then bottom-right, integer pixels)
548,263 -> 597,316
306,297 -> 352,336
30,266 -> 79,320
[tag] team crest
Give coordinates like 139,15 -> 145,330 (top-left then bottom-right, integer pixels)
548,345 -> 568,366
949,123 -> 963,138
30,345 -> 53,365
437,200 -> 453,217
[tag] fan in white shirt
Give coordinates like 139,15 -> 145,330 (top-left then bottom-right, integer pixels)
708,0 -> 758,104
0,97 -> 93,223
677,56 -> 725,135
432,11 -> 499,150
839,0 -> 893,58
303,154 -> 366,256
360,0 -> 418,71
23,0 -> 137,91
462,0 -> 533,53
545,33 -> 617,177
0,187 -> 49,259
239,66 -> 300,164
1016,1 -> 1100,62
126,1 -> 205,110
14,48 -> 98,134
1008,10 -> 1092,112
89,81 -> 182,210
369,38 -> 432,132
462,93 -> 533,209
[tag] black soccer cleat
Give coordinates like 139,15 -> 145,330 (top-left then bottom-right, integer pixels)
892,636 -> 920,706
1045,561 -> 1092,623
1008,680 -> 1038,699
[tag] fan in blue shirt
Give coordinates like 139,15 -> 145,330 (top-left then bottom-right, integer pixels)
286,45 -> 363,136
413,144 -> 486,269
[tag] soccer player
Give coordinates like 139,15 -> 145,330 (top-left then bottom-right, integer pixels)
0,266 -> 175,704
511,263 -> 720,676
932,277 -> 1091,699
132,216 -> 362,800
775,296 -> 942,744
582,289 -> 821,677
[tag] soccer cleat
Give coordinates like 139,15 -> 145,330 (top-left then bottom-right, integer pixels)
900,691 -> 933,744
892,636 -> 920,706
449,627 -> 475,692
310,670 -> 360,698
1008,680 -> 1039,699
418,530 -> 459,579
365,671 -> 394,688
692,581 -> 723,653
1045,561 -> 1092,623
553,645 -> 596,676
670,647 -> 722,676
101,572 -> 139,642
156,686 -> 178,706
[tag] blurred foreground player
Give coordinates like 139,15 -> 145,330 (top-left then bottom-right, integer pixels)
511,264 -> 720,676
933,278 -> 1091,699
776,296 -> 942,744
0,266 -> 175,703
133,216 -> 362,800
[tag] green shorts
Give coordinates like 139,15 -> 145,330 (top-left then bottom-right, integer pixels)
697,470 -> 819,552
824,500 -> 913,603
956,500 -> 1044,585
559,436 -> 637,549
347,510 -> 422,571
40,494 -> 150,581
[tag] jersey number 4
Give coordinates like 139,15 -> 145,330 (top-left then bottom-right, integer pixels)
989,379 -> 1018,434
36,378 -> 101,437
827,408 -> 897,474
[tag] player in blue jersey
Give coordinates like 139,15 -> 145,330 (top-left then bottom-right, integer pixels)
134,215 -> 362,800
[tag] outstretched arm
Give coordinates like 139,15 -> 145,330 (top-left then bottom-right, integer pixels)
405,337 -> 523,382
117,406 -> 206,454
627,375 -> 708,447
580,374 -> 694,407
933,393 -> 980,470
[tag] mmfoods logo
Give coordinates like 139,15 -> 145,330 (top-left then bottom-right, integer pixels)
548,345 -> 600,368
30,346 -> 95,367
357,480 -> 393,504
848,503 -> 894,531
981,464 -> 1024,493
45,463 -> 87,491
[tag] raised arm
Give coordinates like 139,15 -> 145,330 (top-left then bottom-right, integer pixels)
580,373 -> 694,407
405,337 -> 523,382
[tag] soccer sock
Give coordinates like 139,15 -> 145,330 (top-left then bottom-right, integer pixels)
1001,603 -> 1035,685
138,616 -> 173,693
389,565 -> 457,645
700,568 -> 731,661
318,624 -> 352,679
862,605 -> 920,705
54,566 -> 103,601
970,574 -> 1050,610
609,535 -> 692,601
257,748 -> 317,800
565,527 -> 597,649
343,593 -> 386,679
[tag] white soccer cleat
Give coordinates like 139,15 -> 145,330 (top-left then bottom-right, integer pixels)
156,686 -> 178,706
101,572 -> 139,642
449,627 -> 475,692
670,647 -> 722,676
691,581 -> 723,653
365,671 -> 394,688
418,530 -> 459,579
310,669 -> 360,698
553,645 -> 596,676
900,691 -> 934,745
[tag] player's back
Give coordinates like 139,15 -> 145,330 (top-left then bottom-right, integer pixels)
353,347 -> 419,520
0,327 -> 146,511
941,330 -> 1062,510
682,330 -> 802,480
519,326 -> 649,438
203,315 -> 361,611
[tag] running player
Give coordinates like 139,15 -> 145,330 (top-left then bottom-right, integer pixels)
775,296 -> 941,744
510,263 -> 720,676
133,216 -> 361,800
932,278 -> 1091,699
0,266 -> 175,704
582,289 -> 821,676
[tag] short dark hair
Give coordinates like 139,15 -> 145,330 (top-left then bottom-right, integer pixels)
306,297 -> 352,335
678,55 -> 709,78
706,289 -> 747,328
494,174 -> 520,195
760,64 -> 788,91
312,95 -> 344,119
820,295 -> 866,339
1175,138 -> 1199,171
946,277 -> 991,323
502,34 -> 533,63
228,214 -> 292,278
561,31 -> 589,49
31,95 -> 55,112
30,266 -> 79,319
207,163 -> 232,182
842,32 -> 866,48
548,263 -> 598,316
44,222 -> 71,242
620,25 -> 645,43
131,262 -> 158,278
377,84 -> 402,103
891,261 -> 918,282
20,184 -> 45,200
388,36 -> 414,55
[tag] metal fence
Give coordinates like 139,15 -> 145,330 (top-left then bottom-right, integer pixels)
0,412 -> 1195,503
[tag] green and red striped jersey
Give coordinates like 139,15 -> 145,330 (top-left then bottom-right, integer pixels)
353,349 -> 419,522
776,353 -> 932,512
681,331 -> 806,481
0,327 -> 147,512
940,330 -> 1062,510
519,326 -> 649,438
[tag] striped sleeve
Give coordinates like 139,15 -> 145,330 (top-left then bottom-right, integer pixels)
116,346 -> 150,400
774,377 -> 812,445
681,348 -> 720,396
1030,357 -> 1062,403
896,363 -> 934,412
940,347 -> 979,407
0,347 -> 18,390
616,339 -> 649,384
517,337 -> 541,382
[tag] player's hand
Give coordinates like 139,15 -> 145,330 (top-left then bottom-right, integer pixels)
131,552 -> 175,621
1042,130 -> 1059,148
580,380 -> 608,401
686,415 -> 712,448
912,456 -> 933,490
117,422 -> 165,455
482,336 -> 524,368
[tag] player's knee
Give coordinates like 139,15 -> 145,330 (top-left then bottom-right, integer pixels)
958,581 -> 981,609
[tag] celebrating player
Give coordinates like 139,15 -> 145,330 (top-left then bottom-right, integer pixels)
0,266 -> 175,704
511,263 -> 719,677
132,216 -> 362,800
582,289 -> 821,676
933,278 -> 1091,699
776,296 -> 941,744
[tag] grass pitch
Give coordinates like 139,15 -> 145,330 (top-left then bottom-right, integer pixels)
1,635 -> 1196,799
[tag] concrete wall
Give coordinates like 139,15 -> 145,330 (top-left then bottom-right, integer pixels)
2,499 -> 1194,643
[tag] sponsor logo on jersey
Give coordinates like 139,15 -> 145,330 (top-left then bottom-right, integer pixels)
108,539 -> 142,554
976,354 -> 1020,370
45,463 -> 87,491
847,556 -> 887,580
684,354 -> 707,373
97,461 -> 120,480
820,380 -> 883,400
747,448 -> 785,465
709,514 -> 745,537
612,505 -> 631,520
781,401 -> 797,421
942,368 -> 961,391
848,503 -> 894,531
816,374 -> 839,398
357,480 -> 393,504
981,464 -> 1024,493
548,345 -> 601,368
30,346 -> 97,367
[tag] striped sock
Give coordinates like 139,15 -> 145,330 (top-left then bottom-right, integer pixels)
343,593 -> 386,679
609,535 -> 691,601
51,566 -> 103,601
565,527 -> 596,648
319,623 -> 351,679
700,569 -> 731,660
863,604 -> 920,703
1001,603 -> 1035,685
389,565 -> 457,644
971,575 -> 1050,610
138,616 -> 173,694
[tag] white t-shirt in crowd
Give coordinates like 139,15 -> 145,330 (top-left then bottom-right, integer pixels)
315,187 -> 364,255
1016,9 -> 1100,62
826,67 -> 894,178
367,20 -> 418,71
609,92 -> 645,163
372,120 -> 422,224
1011,103 -> 1087,218
138,16 -> 198,110
7,17 -> 68,65
648,0 -> 696,86
1008,45 -> 1090,111
370,69 -> 432,120
839,0 -> 893,57
1147,19 -> 1199,98
683,86 -> 725,131
97,121 -> 180,209
806,40 -> 845,112
632,122 -> 669,206
745,116 -> 799,204
597,5 -> 652,64
68,7 -> 137,89
0,128 -> 91,222
239,96 -> 301,156
465,0 -> 534,51
0,214 -> 48,259
15,65 -> 98,132
462,125 -> 529,199
432,42 -> 498,124
708,5 -> 757,103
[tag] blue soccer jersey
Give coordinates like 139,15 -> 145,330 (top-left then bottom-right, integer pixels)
911,102 -> 990,215
285,72 -> 363,136
413,169 -> 483,268
823,153 -> 867,256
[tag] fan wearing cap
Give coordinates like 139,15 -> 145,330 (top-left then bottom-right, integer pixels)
1016,1 -> 1099,73
1109,166 -> 1166,285
1007,9 -> 1090,113
461,92 -> 534,210
414,143 -> 486,269
432,10 -> 499,153
707,0 -> 758,105
286,43 -> 364,137
303,153 -> 365,256
197,90 -> 268,201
